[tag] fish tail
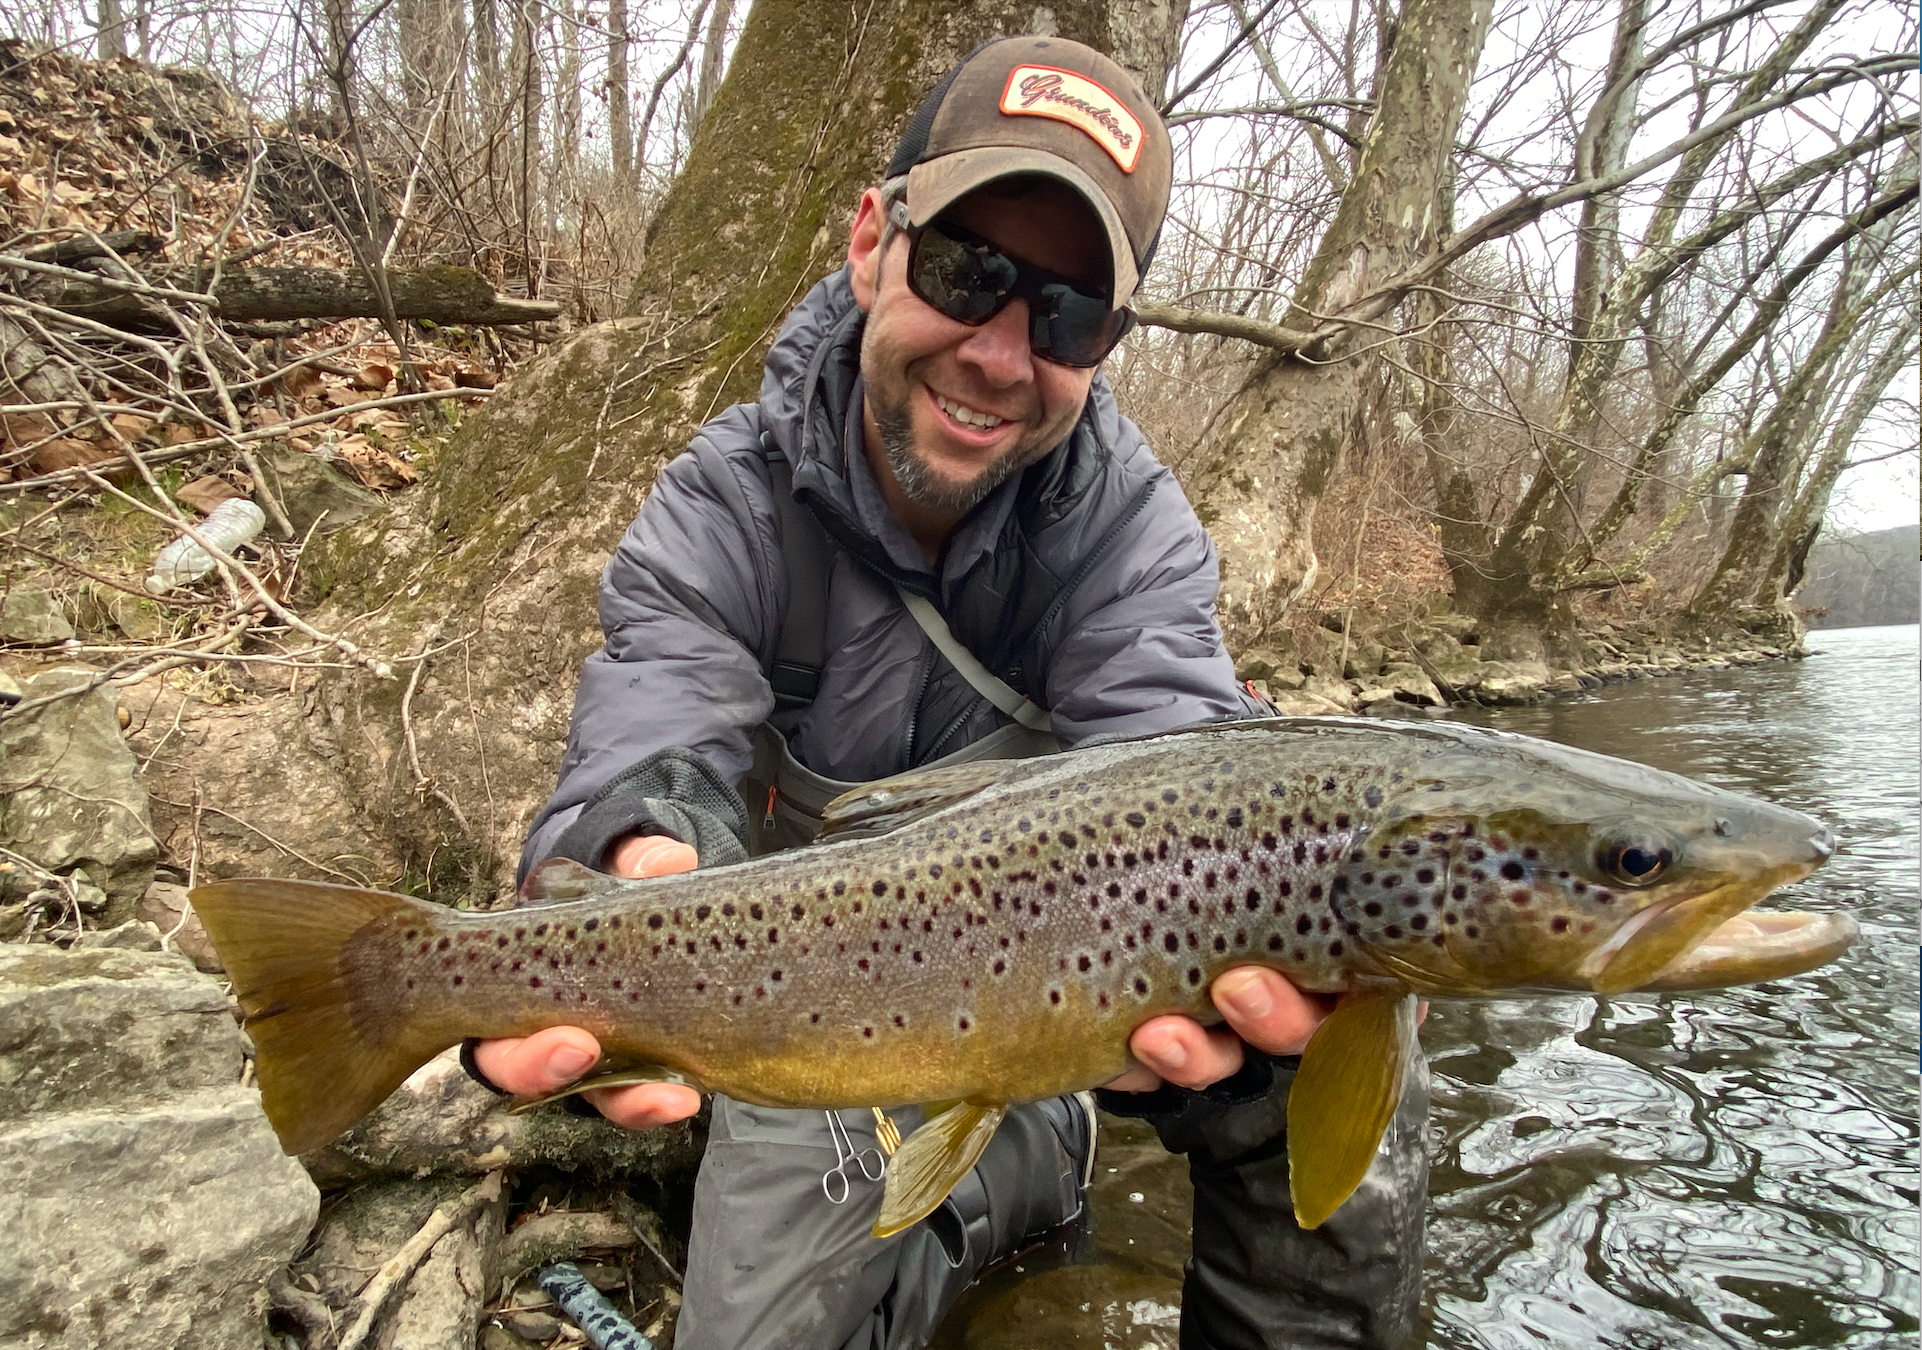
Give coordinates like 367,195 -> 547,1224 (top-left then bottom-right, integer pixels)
190,878 -> 451,1156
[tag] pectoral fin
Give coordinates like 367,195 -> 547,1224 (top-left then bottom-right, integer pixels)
821,762 -> 1017,839
871,1101 -> 1006,1238
508,1062 -> 701,1113
1287,987 -> 1418,1230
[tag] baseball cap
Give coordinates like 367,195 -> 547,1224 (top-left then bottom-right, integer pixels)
884,35 -> 1173,301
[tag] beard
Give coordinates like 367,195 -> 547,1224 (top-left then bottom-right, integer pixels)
869,383 -> 1025,518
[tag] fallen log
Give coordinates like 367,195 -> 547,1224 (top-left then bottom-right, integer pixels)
13,261 -> 561,327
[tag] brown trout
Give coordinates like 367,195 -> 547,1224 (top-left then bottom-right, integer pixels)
191,717 -> 1851,1234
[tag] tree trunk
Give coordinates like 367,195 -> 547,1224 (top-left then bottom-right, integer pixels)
1177,0 -> 1494,646
32,264 -> 562,327
607,0 -> 631,184
690,0 -> 734,131
95,0 -> 126,60
300,0 -> 1184,896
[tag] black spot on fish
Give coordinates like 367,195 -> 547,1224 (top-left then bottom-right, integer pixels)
1125,812 -> 1146,827
1187,968 -> 1202,985
1049,989 -> 1062,1005
1163,933 -> 1179,953
1501,861 -> 1525,881
528,976 -> 542,988
959,1016 -> 971,1031
436,937 -> 451,951
1465,925 -> 1480,938
1451,885 -> 1467,900
1212,936 -> 1227,953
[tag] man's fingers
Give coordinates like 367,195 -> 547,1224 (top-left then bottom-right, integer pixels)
1126,1015 -> 1246,1091
607,834 -> 699,879
1211,967 -> 1330,1057
583,1082 -> 704,1129
469,1026 -> 603,1097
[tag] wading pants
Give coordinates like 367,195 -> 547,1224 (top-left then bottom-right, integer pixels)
673,1058 -> 1430,1350
674,1095 -> 1091,1350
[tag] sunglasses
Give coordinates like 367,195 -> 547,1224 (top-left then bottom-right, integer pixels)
889,200 -> 1137,369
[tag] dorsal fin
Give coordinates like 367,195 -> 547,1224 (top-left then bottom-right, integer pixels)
819,760 -> 1018,839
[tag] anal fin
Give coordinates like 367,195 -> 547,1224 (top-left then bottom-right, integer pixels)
1287,987 -> 1418,1229
509,1062 -> 700,1113
872,1101 -> 1006,1238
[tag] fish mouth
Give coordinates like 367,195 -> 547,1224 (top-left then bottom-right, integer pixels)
1581,855 -> 1830,995
1636,909 -> 1859,991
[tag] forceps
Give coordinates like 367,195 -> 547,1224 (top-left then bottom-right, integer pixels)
820,1109 -> 887,1204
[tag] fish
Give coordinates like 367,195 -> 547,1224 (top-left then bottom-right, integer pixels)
190,717 -> 1851,1236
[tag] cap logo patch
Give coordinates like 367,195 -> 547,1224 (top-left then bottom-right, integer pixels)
999,65 -> 1143,172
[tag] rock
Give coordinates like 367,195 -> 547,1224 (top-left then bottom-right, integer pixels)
1352,685 -> 1402,710
502,1310 -> 564,1341
68,917 -> 164,952
0,945 -> 240,1121
0,588 -> 74,643
1546,670 -> 1583,694
1428,613 -> 1479,643
1475,660 -> 1552,705
254,445 -> 384,537
1267,667 -> 1305,691
1298,674 -> 1356,712
106,590 -> 171,640
298,1176 -> 471,1309
1340,638 -> 1386,681
0,669 -> 157,921
371,1185 -> 505,1350
0,668 -> 21,699
1377,663 -> 1445,707
1266,690 -> 1349,716
136,880 -> 226,973
0,946 -> 318,1350
125,686 -> 402,888
1233,646 -> 1291,682
1289,624 -> 1345,678
301,1048 -> 704,1188
1428,655 -> 1483,693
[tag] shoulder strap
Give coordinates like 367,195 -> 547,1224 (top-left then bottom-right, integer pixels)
762,437 -> 830,712
894,586 -> 1053,733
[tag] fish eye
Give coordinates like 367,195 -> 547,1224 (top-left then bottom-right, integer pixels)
1596,832 -> 1674,886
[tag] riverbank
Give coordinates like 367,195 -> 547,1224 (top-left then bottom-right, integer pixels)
1236,609 -> 1804,717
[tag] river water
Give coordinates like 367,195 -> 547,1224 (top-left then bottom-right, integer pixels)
936,624 -> 1919,1350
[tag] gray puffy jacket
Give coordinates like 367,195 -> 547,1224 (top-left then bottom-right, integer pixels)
522,267 -> 1251,874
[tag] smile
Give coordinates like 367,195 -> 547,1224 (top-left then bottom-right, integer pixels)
934,393 -> 1006,431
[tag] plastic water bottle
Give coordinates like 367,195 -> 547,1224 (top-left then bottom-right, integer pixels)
145,498 -> 267,593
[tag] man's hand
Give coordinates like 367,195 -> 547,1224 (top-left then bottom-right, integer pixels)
1106,967 -> 1331,1094
470,832 -> 702,1130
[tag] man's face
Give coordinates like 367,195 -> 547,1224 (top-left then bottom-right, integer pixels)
849,181 -> 1109,518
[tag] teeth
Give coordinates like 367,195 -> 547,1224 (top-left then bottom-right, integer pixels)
937,394 -> 1004,430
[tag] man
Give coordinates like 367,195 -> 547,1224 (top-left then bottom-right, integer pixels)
470,35 -> 1428,1349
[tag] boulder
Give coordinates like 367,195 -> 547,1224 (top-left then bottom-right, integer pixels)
0,946 -> 319,1350
1376,663 -> 1445,707
0,670 -> 157,922
135,880 -> 225,973
1232,645 -> 1292,682
0,588 -> 74,644
1474,660 -> 1552,705
1299,675 -> 1356,712
1427,654 -> 1483,693
254,445 -> 384,537
1266,690 -> 1349,717
1340,638 -> 1386,681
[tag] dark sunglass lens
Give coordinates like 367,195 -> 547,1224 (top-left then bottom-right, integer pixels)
912,228 -> 1014,324
1034,284 -> 1131,367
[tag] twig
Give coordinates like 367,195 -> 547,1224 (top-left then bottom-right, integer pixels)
0,386 -> 491,495
400,622 -> 472,833
337,1171 -> 503,1350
